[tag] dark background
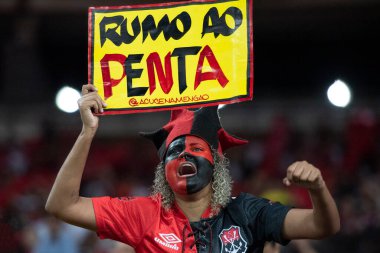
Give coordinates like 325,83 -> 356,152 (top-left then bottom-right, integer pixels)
0,0 -> 379,105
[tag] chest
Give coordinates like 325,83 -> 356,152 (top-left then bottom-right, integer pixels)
136,212 -> 257,253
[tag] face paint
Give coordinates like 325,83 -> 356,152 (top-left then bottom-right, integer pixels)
164,135 -> 214,195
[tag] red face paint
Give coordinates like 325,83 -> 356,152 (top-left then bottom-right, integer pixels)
164,135 -> 214,195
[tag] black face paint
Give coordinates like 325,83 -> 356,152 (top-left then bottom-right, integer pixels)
165,136 -> 214,194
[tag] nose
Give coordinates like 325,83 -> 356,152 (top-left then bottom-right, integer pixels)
178,151 -> 190,159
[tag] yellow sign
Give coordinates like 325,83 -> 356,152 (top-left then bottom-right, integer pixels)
89,0 -> 253,115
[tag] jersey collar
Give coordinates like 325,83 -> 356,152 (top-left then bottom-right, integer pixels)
171,201 -> 214,221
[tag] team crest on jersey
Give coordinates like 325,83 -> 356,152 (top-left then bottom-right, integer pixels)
219,226 -> 247,253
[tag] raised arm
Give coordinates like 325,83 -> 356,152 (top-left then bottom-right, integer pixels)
282,161 -> 340,240
45,84 -> 107,231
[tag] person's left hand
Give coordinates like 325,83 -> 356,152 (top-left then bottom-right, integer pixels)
283,161 -> 325,191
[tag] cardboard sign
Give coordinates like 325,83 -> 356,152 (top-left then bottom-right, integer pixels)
88,0 -> 253,115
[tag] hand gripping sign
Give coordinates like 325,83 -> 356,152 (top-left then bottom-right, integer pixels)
88,0 -> 253,115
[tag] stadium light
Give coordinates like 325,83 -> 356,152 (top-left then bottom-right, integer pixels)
327,80 -> 351,108
55,86 -> 81,113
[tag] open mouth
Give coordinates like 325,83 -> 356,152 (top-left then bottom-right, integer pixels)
178,162 -> 197,177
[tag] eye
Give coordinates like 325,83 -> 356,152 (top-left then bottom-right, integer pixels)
168,147 -> 181,156
192,147 -> 204,152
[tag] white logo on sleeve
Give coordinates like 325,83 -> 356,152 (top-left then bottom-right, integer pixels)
154,233 -> 181,251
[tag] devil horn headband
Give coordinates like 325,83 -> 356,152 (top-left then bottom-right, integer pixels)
140,107 -> 248,160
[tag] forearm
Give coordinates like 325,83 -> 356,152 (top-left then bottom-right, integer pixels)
308,183 -> 340,237
45,128 -> 95,215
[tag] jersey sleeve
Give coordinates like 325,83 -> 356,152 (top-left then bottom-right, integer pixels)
242,193 -> 292,245
92,196 -> 158,246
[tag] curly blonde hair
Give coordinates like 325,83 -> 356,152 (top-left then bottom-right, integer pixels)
151,150 -> 232,214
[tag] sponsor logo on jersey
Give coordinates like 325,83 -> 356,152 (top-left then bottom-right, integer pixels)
154,233 -> 181,251
219,225 -> 248,253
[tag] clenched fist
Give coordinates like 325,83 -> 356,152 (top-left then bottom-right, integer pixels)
283,161 -> 325,191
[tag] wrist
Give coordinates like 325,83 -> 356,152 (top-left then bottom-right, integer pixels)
309,179 -> 326,193
80,125 -> 98,138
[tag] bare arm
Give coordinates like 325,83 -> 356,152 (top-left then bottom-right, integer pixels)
45,84 -> 106,231
282,161 -> 340,240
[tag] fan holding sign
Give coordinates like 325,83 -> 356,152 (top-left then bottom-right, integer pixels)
45,0 -> 340,252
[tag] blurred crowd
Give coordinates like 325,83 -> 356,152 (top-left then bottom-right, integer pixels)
0,107 -> 379,253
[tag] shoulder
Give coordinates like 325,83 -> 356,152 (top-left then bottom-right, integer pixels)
223,192 -> 266,216
227,192 -> 289,216
116,194 -> 161,204
92,194 -> 162,212
229,192 -> 269,206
